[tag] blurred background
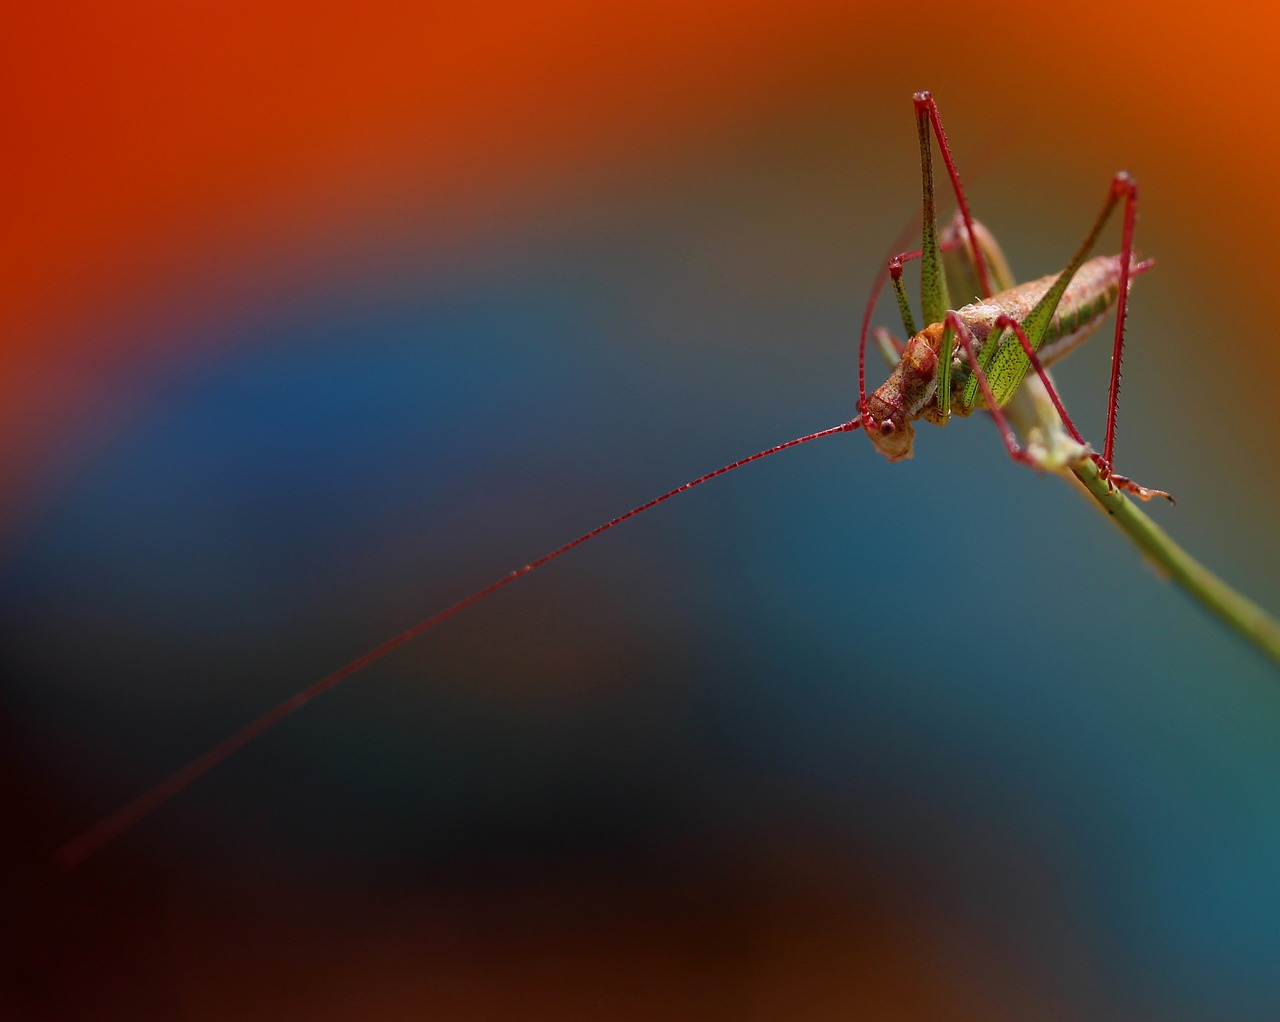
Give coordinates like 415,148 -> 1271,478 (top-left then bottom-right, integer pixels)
5,2 -> 1280,1019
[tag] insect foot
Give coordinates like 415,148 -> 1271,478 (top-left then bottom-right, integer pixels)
1098,460 -> 1176,504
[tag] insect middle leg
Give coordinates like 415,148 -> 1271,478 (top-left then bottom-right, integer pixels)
944,308 -> 1172,500
942,312 -> 1036,466
994,314 -> 1172,501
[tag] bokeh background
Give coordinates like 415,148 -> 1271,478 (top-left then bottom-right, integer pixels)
5,2 -> 1280,1019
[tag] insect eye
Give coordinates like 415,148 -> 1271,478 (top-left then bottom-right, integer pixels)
879,420 -> 896,436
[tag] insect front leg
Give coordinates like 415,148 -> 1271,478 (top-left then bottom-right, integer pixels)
887,234 -> 970,338
889,257 -> 918,337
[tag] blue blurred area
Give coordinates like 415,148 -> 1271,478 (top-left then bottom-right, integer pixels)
5,102 -> 1280,1021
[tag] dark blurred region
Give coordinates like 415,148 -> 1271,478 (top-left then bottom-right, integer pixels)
7,731 -> 1079,1021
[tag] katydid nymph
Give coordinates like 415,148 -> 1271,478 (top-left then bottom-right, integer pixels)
56,90 -> 1166,869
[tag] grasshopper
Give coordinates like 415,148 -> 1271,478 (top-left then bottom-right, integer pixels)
57,91 -> 1166,868
859,92 -> 1166,503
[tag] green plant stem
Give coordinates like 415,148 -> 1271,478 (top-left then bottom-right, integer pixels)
1068,457 -> 1280,668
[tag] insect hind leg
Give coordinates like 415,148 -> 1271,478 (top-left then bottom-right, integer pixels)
914,91 -> 993,300
1067,175 -> 1173,501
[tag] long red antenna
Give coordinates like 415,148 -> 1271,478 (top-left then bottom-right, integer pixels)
56,417 -> 862,869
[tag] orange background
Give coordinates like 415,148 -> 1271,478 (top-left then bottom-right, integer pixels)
10,2 -> 1280,524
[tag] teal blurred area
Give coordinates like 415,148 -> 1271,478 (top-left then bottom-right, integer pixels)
5,76 -> 1280,1022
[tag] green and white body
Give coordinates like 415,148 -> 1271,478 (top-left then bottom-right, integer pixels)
859,91 -> 1147,482
865,245 -> 1131,461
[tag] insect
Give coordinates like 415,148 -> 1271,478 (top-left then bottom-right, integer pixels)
56,91 -> 1165,868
